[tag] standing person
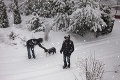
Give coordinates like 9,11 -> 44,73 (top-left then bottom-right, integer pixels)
26,38 -> 47,59
60,35 -> 74,69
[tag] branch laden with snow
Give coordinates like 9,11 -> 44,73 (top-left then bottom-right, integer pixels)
53,13 -> 70,31
26,16 -> 44,31
68,0 -> 107,36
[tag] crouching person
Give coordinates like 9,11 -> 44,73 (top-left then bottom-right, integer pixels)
26,38 -> 47,59
60,35 -> 74,69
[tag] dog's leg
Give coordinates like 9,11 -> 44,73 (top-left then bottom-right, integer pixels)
53,52 -> 54,55
46,52 -> 48,57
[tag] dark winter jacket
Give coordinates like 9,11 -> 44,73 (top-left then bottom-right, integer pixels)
26,38 -> 47,51
60,40 -> 74,56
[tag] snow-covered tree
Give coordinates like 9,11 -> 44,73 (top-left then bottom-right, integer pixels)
53,13 -> 70,31
68,0 -> 107,36
19,0 -> 73,17
100,4 -> 115,32
53,0 -> 74,31
13,0 -> 22,24
23,0 -> 40,15
0,0 -> 9,28
92,4 -> 115,37
8,0 -> 14,13
27,15 -> 44,31
53,0 -> 74,15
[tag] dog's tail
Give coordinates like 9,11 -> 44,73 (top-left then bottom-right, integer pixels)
55,48 -> 56,53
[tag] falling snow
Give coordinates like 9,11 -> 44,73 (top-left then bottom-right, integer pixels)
0,3 -> 120,80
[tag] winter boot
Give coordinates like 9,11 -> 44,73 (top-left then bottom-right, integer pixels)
32,53 -> 36,59
33,55 -> 36,59
28,55 -> 31,59
67,64 -> 70,68
63,65 -> 67,69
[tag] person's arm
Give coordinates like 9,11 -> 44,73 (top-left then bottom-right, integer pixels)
38,44 -> 47,52
69,41 -> 74,54
60,41 -> 65,53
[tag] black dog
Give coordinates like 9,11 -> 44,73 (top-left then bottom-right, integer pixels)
46,47 -> 56,56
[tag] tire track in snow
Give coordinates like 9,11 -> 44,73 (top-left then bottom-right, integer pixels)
0,64 -> 77,80
0,54 -> 62,70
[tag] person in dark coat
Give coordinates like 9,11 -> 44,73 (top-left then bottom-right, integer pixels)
60,35 -> 74,69
26,38 -> 47,59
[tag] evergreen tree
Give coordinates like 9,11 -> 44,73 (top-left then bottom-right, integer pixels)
27,15 -> 43,31
54,13 -> 70,31
0,0 -> 9,28
8,0 -> 14,13
68,0 -> 107,36
13,0 -> 22,24
100,5 -> 115,33
53,0 -> 74,31
23,0 -> 43,16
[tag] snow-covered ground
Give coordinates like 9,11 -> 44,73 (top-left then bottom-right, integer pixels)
0,14 -> 120,80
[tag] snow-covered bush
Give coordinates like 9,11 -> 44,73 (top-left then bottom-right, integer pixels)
9,31 -> 18,40
26,16 -> 44,31
7,28 -> 28,46
76,55 -> 104,80
0,0 -> 9,28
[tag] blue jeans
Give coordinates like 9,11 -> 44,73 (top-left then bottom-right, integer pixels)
63,54 -> 71,67
27,46 -> 35,59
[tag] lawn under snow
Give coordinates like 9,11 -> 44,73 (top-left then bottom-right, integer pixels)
0,14 -> 120,80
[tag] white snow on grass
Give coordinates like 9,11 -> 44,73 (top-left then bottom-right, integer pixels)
0,14 -> 120,80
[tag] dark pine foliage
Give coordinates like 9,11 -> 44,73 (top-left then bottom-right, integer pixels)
0,0 -> 9,28
13,0 -> 22,24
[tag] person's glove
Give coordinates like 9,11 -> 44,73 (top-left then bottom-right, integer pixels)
60,50 -> 62,54
44,49 -> 48,52
69,52 -> 72,55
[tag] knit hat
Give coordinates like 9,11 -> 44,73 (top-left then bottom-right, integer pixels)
64,35 -> 70,39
